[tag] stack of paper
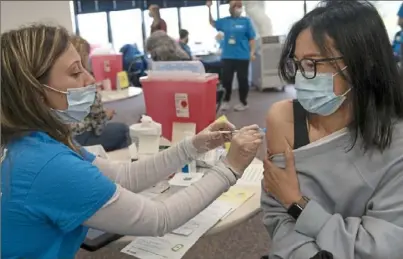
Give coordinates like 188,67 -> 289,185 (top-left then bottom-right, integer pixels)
121,201 -> 232,259
83,145 -> 109,159
217,186 -> 255,219
237,164 -> 264,186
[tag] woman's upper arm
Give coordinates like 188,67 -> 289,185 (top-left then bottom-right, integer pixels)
24,152 -> 116,233
265,100 -> 293,155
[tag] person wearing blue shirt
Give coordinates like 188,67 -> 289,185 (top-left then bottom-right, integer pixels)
392,3 -> 403,62
179,29 -> 192,60
1,25 -> 263,259
207,0 -> 256,112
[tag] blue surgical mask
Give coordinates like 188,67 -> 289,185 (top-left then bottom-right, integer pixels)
44,84 -> 97,123
294,68 -> 350,116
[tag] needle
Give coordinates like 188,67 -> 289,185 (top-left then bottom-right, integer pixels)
219,128 -> 266,134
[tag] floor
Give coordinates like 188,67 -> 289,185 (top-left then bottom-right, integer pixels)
76,86 -> 296,259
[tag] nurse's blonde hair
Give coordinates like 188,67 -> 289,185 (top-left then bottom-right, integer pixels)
1,24 -> 77,150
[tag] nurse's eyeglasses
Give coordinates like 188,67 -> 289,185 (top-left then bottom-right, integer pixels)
285,57 -> 343,79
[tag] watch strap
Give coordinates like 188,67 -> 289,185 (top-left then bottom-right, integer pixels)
287,196 -> 310,220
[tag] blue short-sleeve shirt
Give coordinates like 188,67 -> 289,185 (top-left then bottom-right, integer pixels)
215,16 -> 256,60
1,132 -> 116,259
398,3 -> 403,18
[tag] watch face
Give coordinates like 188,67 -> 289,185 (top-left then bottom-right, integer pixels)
287,203 -> 303,220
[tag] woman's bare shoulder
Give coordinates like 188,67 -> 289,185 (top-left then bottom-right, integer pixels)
265,99 -> 294,154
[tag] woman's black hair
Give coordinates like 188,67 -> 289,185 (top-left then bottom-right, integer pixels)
279,0 -> 403,151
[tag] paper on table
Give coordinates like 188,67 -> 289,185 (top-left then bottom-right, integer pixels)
237,163 -> 264,186
217,186 -> 255,219
168,173 -> 204,187
172,122 -> 196,144
83,145 -> 109,159
121,201 -> 232,259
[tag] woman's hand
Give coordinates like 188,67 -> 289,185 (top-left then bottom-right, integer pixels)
225,125 -> 264,174
192,120 -> 236,153
263,144 -> 302,208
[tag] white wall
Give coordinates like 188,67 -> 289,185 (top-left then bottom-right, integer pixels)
0,1 -> 75,33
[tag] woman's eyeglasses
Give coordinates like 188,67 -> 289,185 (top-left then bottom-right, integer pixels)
285,57 -> 343,79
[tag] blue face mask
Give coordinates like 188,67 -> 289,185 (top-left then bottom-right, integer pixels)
294,68 -> 350,116
44,84 -> 97,123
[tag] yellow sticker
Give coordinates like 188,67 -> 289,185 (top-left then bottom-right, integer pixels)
216,115 -> 231,152
117,71 -> 130,89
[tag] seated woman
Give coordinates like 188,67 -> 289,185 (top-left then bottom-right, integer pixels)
70,35 -> 131,152
261,1 -> 403,259
146,30 -> 191,61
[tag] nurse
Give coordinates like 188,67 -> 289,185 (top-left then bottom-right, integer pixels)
1,25 -> 263,259
207,0 -> 256,112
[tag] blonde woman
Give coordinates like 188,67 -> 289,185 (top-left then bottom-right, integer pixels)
1,25 -> 263,259
70,35 -> 130,152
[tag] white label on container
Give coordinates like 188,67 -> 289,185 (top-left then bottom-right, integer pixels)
175,93 -> 189,118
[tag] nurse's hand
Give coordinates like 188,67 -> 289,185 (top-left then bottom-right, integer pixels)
192,120 -> 236,153
225,125 -> 264,175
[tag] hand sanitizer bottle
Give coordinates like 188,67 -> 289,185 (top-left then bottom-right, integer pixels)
129,115 -> 161,158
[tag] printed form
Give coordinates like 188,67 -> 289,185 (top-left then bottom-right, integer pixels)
121,201 -> 232,259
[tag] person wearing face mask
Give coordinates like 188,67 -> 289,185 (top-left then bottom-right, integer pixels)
1,25 -> 264,259
207,0 -> 256,112
260,1 -> 403,259
149,4 -> 167,34
70,35 -> 131,152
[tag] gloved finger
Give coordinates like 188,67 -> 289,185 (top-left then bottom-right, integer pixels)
239,124 -> 260,133
209,120 -> 236,131
207,131 -> 224,140
237,129 -> 263,138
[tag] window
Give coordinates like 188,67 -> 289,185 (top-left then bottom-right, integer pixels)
143,7 -> 179,39
69,1 -> 76,33
77,12 -> 109,46
305,1 -> 321,13
219,4 -> 230,18
180,2 -> 218,54
374,2 -> 402,41
110,9 -> 144,52
265,1 -> 304,36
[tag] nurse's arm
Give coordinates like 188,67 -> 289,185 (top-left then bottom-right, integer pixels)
92,137 -> 200,193
246,18 -> 257,56
208,5 -> 215,27
249,39 -> 256,56
84,161 -> 237,237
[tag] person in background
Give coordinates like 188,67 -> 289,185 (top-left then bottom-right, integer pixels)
70,35 -> 131,152
392,3 -> 403,62
1,24 -> 264,259
146,30 -> 190,61
207,0 -> 256,112
179,29 -> 192,59
149,4 -> 167,34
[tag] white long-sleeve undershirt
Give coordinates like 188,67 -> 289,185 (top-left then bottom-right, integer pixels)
84,138 -> 237,236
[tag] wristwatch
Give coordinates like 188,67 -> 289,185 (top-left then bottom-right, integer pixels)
287,196 -> 310,220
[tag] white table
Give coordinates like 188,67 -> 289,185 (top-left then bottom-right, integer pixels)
100,87 -> 143,103
107,139 -> 262,241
